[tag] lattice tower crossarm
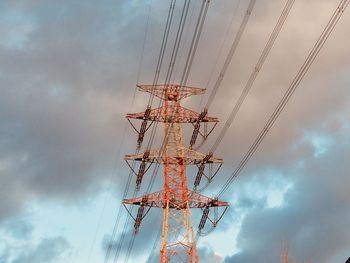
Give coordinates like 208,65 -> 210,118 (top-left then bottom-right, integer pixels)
123,84 -> 229,263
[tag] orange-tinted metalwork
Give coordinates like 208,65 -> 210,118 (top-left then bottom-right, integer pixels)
123,84 -> 228,263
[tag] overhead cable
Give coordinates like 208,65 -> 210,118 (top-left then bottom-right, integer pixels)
210,0 -> 295,153
217,0 -> 350,198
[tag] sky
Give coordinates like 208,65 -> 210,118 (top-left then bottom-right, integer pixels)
0,0 -> 349,263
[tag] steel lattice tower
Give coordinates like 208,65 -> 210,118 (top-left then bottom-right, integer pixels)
124,84 -> 229,263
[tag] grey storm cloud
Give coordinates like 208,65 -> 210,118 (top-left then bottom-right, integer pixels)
0,0 -> 154,221
224,127 -> 350,263
0,0 -> 350,262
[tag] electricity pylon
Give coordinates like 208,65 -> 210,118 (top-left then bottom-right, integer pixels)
123,84 -> 229,262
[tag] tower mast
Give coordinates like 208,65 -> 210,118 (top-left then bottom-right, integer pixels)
160,86 -> 198,262
124,84 -> 229,262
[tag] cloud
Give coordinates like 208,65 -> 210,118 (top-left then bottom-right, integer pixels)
101,209 -> 164,261
223,118 -> 350,263
8,236 -> 70,263
197,245 -> 224,263
2,218 -> 33,239
0,0 -> 156,223
0,0 -> 350,262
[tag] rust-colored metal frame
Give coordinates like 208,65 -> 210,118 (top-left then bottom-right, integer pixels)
123,84 -> 229,263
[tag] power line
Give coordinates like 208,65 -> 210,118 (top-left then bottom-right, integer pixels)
139,0 -> 212,210
117,1 -> 204,261
122,1 -> 211,261
149,0 -> 177,106
180,0 -> 210,86
200,0 -> 241,108
104,1 -> 178,262
112,190 -> 136,263
104,167 -> 138,263
119,1 -> 213,262
146,225 -> 162,263
164,0 -> 192,85
136,0 -> 211,205
216,0 -> 350,198
134,0 -> 177,150
210,0 -> 295,153
189,0 -> 256,149
205,0 -> 256,110
137,0 -> 153,84
91,2 -> 155,261
110,1 -> 349,262
144,0 -> 192,154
